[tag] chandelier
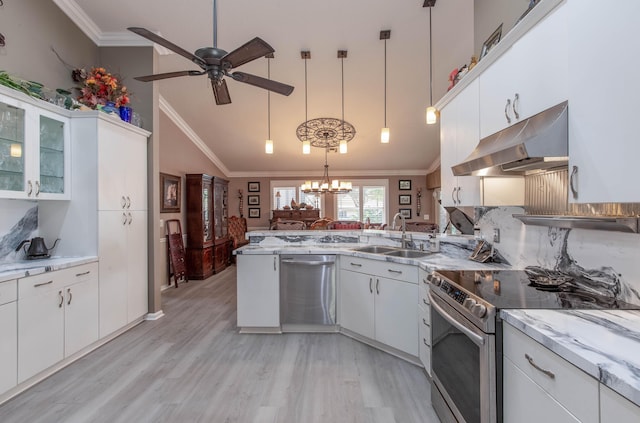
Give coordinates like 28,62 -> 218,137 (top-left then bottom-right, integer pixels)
301,147 -> 353,194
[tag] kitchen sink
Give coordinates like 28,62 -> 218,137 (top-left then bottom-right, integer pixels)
384,249 -> 432,258
352,245 -> 397,254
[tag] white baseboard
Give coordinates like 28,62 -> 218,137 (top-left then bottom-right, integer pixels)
145,310 -> 165,321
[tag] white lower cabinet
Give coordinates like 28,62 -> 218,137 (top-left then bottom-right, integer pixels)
600,384 -> 640,423
339,257 -> 418,356
17,263 -> 98,383
503,323 -> 598,423
237,255 -> 279,328
0,280 -> 17,393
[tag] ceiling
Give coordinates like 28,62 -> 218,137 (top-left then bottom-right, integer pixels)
54,0 -> 454,177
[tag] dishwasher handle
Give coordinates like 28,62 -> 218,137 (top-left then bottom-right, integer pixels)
280,259 -> 335,266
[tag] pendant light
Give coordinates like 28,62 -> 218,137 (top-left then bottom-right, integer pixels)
301,51 -> 311,154
380,30 -> 391,143
265,53 -> 274,154
424,0 -> 438,125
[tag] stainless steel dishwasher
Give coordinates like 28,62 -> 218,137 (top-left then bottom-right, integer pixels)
279,254 -> 336,329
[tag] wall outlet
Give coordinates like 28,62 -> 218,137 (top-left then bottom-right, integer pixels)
493,228 -> 500,243
159,219 -> 164,229
423,214 -> 429,220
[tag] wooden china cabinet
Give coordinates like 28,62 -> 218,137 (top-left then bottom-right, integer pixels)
185,174 -> 230,279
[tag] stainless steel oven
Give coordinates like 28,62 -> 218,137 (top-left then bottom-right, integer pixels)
428,267 -> 640,423
429,290 -> 497,423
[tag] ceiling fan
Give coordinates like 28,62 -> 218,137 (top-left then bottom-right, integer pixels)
127,0 -> 294,105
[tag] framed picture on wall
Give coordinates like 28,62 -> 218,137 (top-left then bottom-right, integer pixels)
399,180 -> 412,190
480,24 -> 503,59
248,181 -> 260,192
399,194 -> 411,205
399,208 -> 412,219
249,208 -> 261,218
248,195 -> 260,205
160,173 -> 181,213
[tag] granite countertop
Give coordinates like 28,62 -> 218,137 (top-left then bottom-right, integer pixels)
0,256 -> 98,283
501,309 -> 640,407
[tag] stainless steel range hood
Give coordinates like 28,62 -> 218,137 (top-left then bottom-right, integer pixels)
452,101 -> 568,176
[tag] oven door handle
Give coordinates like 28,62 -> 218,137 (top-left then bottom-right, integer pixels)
429,292 -> 485,347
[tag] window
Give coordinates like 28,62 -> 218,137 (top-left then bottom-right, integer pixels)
270,181 -> 323,210
335,179 -> 387,224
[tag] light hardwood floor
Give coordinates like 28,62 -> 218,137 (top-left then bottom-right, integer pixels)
0,266 -> 439,423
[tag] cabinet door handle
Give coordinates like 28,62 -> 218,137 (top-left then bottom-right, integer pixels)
512,93 -> 520,119
525,353 -> 555,379
423,338 -> 429,346
58,290 -> 64,308
376,278 -> 380,295
505,98 -> 512,124
126,196 -> 131,209
456,187 -> 461,204
67,288 -> 72,305
128,212 -> 133,225
34,280 -> 53,287
273,256 -> 276,271
27,180 -> 33,196
121,196 -> 127,209
35,180 -> 40,196
350,262 -> 363,267
451,187 -> 457,204
122,212 -> 128,225
423,318 -> 429,326
369,277 -> 373,294
75,270 -> 90,277
423,298 -> 429,306
569,165 -> 578,199
387,269 -> 402,274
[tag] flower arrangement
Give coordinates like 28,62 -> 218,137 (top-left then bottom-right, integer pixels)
75,67 -> 130,109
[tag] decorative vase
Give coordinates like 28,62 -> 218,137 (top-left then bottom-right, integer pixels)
102,101 -> 117,114
119,106 -> 132,123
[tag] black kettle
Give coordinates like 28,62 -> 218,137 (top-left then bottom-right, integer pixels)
15,237 -> 60,259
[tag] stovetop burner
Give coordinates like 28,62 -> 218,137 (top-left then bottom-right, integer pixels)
433,268 -> 640,311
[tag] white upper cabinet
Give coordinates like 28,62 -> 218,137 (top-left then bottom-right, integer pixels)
479,2 -> 568,138
567,0 -> 640,203
0,89 -> 70,200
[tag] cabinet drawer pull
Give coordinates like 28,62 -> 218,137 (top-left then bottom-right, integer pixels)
505,98 -> 512,124
350,262 -> 363,267
75,270 -> 90,277
34,280 -> 53,287
525,353 -> 555,379
512,93 -> 520,119
58,290 -> 64,308
387,269 -> 402,274
67,288 -> 72,305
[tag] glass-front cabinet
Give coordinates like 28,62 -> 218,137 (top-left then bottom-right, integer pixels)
0,90 -> 70,200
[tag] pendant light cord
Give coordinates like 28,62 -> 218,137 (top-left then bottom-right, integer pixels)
341,56 -> 345,137
429,7 -> 433,106
304,56 -> 308,138
384,38 -> 387,127
267,57 -> 271,139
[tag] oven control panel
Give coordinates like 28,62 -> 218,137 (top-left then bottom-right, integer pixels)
428,272 -> 488,319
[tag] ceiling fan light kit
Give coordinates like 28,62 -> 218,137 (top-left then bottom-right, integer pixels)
127,0 -> 294,105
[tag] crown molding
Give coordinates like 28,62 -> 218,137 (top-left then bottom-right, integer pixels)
53,0 -> 172,55
227,169 -> 429,178
159,96 -> 231,177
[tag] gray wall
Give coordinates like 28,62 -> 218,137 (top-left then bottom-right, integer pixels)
0,0 -> 98,91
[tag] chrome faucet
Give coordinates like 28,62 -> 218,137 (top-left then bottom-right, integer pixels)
391,212 -> 410,249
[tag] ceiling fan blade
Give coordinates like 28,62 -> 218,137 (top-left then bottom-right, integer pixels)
128,27 -> 207,68
231,72 -> 295,96
134,70 -> 205,82
212,79 -> 232,105
222,37 -> 275,69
